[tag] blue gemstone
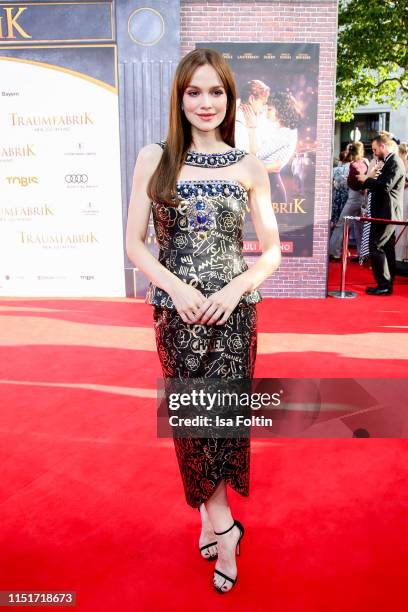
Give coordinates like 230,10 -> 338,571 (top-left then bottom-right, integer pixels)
196,202 -> 205,210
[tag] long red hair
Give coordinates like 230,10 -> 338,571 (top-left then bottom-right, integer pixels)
147,48 -> 237,207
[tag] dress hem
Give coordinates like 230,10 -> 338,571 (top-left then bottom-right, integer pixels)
187,475 -> 250,509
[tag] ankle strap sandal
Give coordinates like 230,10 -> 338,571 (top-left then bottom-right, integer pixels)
213,519 -> 245,593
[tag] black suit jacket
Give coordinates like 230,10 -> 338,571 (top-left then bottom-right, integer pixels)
364,152 -> 405,221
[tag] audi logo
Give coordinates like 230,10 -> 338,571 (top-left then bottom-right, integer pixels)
65,173 -> 88,184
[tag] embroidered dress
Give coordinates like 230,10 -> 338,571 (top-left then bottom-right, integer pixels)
149,142 -> 260,508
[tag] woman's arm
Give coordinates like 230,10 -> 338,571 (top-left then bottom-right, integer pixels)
259,129 -> 297,172
126,144 -> 177,293
240,104 -> 259,155
126,144 -> 206,323
235,120 -> 250,152
232,154 -> 282,292
198,155 -> 281,325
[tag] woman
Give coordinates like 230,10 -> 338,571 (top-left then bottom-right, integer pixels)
330,150 -> 350,230
125,48 -> 281,593
395,142 -> 408,262
329,141 -> 368,259
241,92 -> 301,204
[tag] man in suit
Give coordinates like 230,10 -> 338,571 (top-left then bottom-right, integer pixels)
357,134 -> 405,295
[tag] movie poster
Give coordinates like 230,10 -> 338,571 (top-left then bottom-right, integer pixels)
198,43 -> 320,257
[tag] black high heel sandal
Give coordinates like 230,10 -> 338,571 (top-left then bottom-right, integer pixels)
212,519 -> 245,593
200,541 -> 218,561
197,506 -> 218,561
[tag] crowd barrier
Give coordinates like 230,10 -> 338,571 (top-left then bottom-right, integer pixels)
328,216 -> 408,299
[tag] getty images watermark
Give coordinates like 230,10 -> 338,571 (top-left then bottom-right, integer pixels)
167,387 -> 281,428
157,377 -> 307,438
157,378 -> 408,439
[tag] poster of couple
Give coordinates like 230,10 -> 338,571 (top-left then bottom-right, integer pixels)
199,42 -> 319,257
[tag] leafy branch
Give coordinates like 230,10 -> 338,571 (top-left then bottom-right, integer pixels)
336,0 -> 408,121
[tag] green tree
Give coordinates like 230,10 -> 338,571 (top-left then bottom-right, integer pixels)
336,0 -> 408,121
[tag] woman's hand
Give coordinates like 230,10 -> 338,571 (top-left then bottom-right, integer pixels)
196,278 -> 245,326
241,103 -> 257,129
167,279 -> 207,324
367,160 -> 384,178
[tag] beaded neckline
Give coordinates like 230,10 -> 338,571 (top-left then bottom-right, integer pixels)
185,148 -> 246,167
156,141 -> 247,168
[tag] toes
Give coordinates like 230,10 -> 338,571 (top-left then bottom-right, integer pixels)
201,545 -> 217,559
218,580 -> 229,592
200,540 -> 218,559
213,574 -> 226,590
215,577 -> 230,592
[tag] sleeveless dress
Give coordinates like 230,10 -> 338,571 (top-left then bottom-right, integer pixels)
147,142 -> 262,508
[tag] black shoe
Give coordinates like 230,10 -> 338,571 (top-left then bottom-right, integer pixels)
365,286 -> 393,295
212,519 -> 245,593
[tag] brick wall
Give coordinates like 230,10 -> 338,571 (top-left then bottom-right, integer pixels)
180,0 -> 338,297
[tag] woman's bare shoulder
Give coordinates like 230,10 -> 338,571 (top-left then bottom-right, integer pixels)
138,143 -> 164,162
242,151 -> 263,168
134,143 -> 164,177
240,152 -> 268,188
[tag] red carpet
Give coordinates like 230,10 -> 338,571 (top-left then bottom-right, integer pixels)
0,261 -> 407,611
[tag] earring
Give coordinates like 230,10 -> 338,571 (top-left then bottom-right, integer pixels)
181,104 -> 184,111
